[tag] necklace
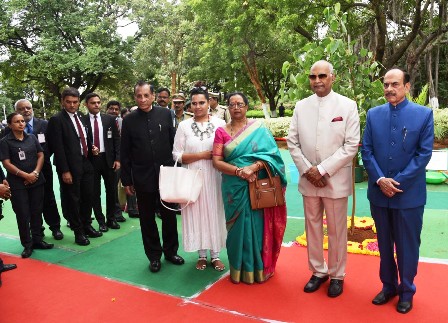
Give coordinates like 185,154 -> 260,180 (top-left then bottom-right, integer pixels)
191,116 -> 215,141
230,118 -> 248,137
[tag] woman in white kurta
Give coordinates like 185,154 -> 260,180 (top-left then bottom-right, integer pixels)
173,87 -> 227,271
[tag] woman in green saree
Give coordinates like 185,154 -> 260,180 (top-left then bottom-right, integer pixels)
212,92 -> 287,284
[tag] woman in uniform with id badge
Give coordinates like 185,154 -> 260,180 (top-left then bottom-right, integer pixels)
0,112 -> 53,258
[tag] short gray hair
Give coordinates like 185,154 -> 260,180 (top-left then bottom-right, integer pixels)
14,99 -> 32,110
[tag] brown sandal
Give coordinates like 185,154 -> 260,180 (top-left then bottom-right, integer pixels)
196,257 -> 207,270
211,258 -> 225,271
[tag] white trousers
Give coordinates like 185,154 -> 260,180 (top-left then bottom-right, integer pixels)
303,196 -> 348,280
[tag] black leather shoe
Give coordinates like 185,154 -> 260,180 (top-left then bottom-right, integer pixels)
85,225 -> 103,238
397,300 -> 413,314
165,254 -> 185,265
21,247 -> 33,258
32,241 -> 54,249
1,264 -> 17,273
149,260 -> 161,273
98,223 -> 109,232
128,212 -> 139,218
52,229 -> 64,240
106,219 -> 120,229
115,215 -> 126,222
372,290 -> 397,305
328,279 -> 344,297
304,275 -> 329,293
75,233 -> 90,246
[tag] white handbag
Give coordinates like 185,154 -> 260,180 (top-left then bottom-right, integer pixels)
159,157 -> 203,211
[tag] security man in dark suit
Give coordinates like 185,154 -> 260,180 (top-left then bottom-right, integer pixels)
47,87 -> 102,246
121,81 -> 184,273
83,93 -> 121,232
12,99 -> 63,240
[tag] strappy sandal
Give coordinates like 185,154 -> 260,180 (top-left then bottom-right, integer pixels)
211,258 -> 225,271
196,257 -> 207,270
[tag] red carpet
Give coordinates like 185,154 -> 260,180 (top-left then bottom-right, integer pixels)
0,254 -> 255,323
198,246 -> 448,322
1,246 -> 447,322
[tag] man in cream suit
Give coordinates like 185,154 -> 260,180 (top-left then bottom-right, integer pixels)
287,60 -> 360,297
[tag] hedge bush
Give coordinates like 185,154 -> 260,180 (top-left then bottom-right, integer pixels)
246,109 -> 294,118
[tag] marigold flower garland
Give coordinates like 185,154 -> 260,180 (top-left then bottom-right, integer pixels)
295,216 -> 391,256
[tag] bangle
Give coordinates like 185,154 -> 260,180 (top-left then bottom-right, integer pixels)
15,170 -> 20,176
235,167 -> 242,176
33,171 -> 39,177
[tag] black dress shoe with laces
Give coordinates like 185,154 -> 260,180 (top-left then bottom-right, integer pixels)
304,275 -> 329,293
149,260 -> 161,273
32,241 -> 54,249
98,223 -> 109,232
1,264 -> 17,273
397,300 -> 413,314
372,290 -> 397,305
74,233 -> 90,246
115,215 -> 126,222
84,225 -> 103,238
21,247 -> 33,258
327,279 -> 344,297
52,229 -> 64,240
165,254 -> 185,265
106,219 -> 120,229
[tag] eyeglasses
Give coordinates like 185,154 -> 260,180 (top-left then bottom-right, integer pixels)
228,102 -> 246,109
308,74 -> 329,80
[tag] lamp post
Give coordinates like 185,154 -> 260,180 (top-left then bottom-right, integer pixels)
2,104 -> 6,122
41,97 -> 46,120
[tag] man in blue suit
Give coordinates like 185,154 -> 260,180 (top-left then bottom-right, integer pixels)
361,68 -> 434,314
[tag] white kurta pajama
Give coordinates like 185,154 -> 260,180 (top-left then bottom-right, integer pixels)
173,116 -> 227,252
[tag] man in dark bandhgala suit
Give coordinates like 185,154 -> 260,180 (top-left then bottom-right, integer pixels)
362,68 -> 434,314
121,81 -> 184,273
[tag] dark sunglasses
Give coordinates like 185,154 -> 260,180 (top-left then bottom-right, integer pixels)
308,74 -> 328,80
191,86 -> 208,91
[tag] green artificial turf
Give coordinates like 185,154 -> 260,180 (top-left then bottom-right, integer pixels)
0,153 -> 446,298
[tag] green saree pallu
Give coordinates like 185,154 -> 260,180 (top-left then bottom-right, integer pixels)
221,120 -> 287,284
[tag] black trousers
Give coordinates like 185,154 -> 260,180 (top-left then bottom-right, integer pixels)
135,190 -> 178,261
10,185 -> 44,248
91,154 -> 117,223
58,158 -> 94,233
41,162 -> 61,231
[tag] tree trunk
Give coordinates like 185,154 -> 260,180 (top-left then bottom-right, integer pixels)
434,45 -> 439,97
171,71 -> 177,96
242,53 -> 266,104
